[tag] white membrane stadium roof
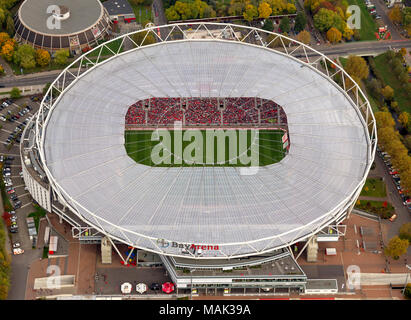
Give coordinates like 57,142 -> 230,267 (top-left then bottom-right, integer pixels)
43,40 -> 370,258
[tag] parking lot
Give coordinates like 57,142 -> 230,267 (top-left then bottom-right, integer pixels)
0,95 -> 44,299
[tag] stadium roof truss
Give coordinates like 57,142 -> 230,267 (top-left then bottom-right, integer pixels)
35,23 -> 377,259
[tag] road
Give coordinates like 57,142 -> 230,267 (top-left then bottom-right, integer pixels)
374,155 -> 411,241
0,96 -> 44,300
374,0 -> 401,40
0,37 -> 409,88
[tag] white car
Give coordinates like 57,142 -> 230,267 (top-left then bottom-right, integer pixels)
12,242 -> 20,248
13,248 -> 24,255
0,116 -> 6,122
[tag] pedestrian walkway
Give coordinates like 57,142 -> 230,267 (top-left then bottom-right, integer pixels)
0,56 -> 14,77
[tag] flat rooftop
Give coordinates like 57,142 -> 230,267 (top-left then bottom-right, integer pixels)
19,0 -> 103,35
103,0 -> 134,16
305,279 -> 338,290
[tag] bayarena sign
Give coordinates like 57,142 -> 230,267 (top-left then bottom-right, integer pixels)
157,238 -> 220,252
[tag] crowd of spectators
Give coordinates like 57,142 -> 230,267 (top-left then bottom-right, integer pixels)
125,97 -> 287,126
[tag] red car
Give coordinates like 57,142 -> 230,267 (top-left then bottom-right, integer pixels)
390,170 -> 398,175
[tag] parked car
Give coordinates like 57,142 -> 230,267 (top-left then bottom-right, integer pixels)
12,242 -> 20,248
389,214 -> 397,222
13,248 -> 24,255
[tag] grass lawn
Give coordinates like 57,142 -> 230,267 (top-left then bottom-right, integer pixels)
360,177 -> 386,197
347,0 -> 378,41
373,52 -> 411,113
364,90 -> 381,113
125,129 -> 286,167
339,57 -> 347,68
9,61 -> 70,76
42,246 -> 49,259
128,0 -> 152,24
355,199 -> 395,218
0,163 -> 13,211
88,39 -> 124,57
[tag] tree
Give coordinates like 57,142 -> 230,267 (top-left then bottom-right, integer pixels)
401,167 -> 411,193
384,236 -> 409,260
0,7 -> 5,26
286,3 -> 296,14
391,100 -> 400,114
386,50 -> 396,62
174,1 -> 193,20
268,0 -> 288,15
165,7 -> 180,21
367,78 -> 382,98
353,29 -> 360,41
314,8 -> 335,32
388,5 -> 402,24
54,49 -> 69,65
1,40 -> 14,61
399,223 -> 411,242
345,55 -> 369,80
243,4 -> 258,22
35,49 -> 50,67
297,30 -> 311,44
0,31 -> 9,46
399,47 -> 407,57
326,27 -> 342,43
343,25 -> 354,40
279,16 -> 290,33
0,64 -> 3,75
381,85 -> 394,101
228,0 -> 248,16
398,71 -> 409,85
262,19 -> 274,32
375,111 -> 395,128
399,112 -> 410,129
258,1 -> 272,19
13,44 -> 36,69
131,30 -> 156,47
404,284 -> 411,299
5,15 -> 14,36
294,11 -> 307,33
10,87 -> 21,99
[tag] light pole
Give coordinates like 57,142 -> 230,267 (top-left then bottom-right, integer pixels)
190,269 -> 193,300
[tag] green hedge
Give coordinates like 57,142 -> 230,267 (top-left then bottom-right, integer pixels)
0,164 -> 11,299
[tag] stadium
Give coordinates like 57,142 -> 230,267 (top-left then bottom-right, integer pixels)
13,0 -> 111,53
21,23 -> 376,294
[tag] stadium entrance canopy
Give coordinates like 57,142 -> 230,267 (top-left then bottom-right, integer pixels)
36,23 -> 376,259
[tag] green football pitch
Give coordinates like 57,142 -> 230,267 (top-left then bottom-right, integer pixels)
125,129 -> 286,167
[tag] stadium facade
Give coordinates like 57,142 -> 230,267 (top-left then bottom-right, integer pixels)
21,23 -> 376,295
14,0 -> 112,54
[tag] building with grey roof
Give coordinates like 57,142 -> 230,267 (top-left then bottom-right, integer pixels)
103,0 -> 136,23
14,0 -> 112,54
